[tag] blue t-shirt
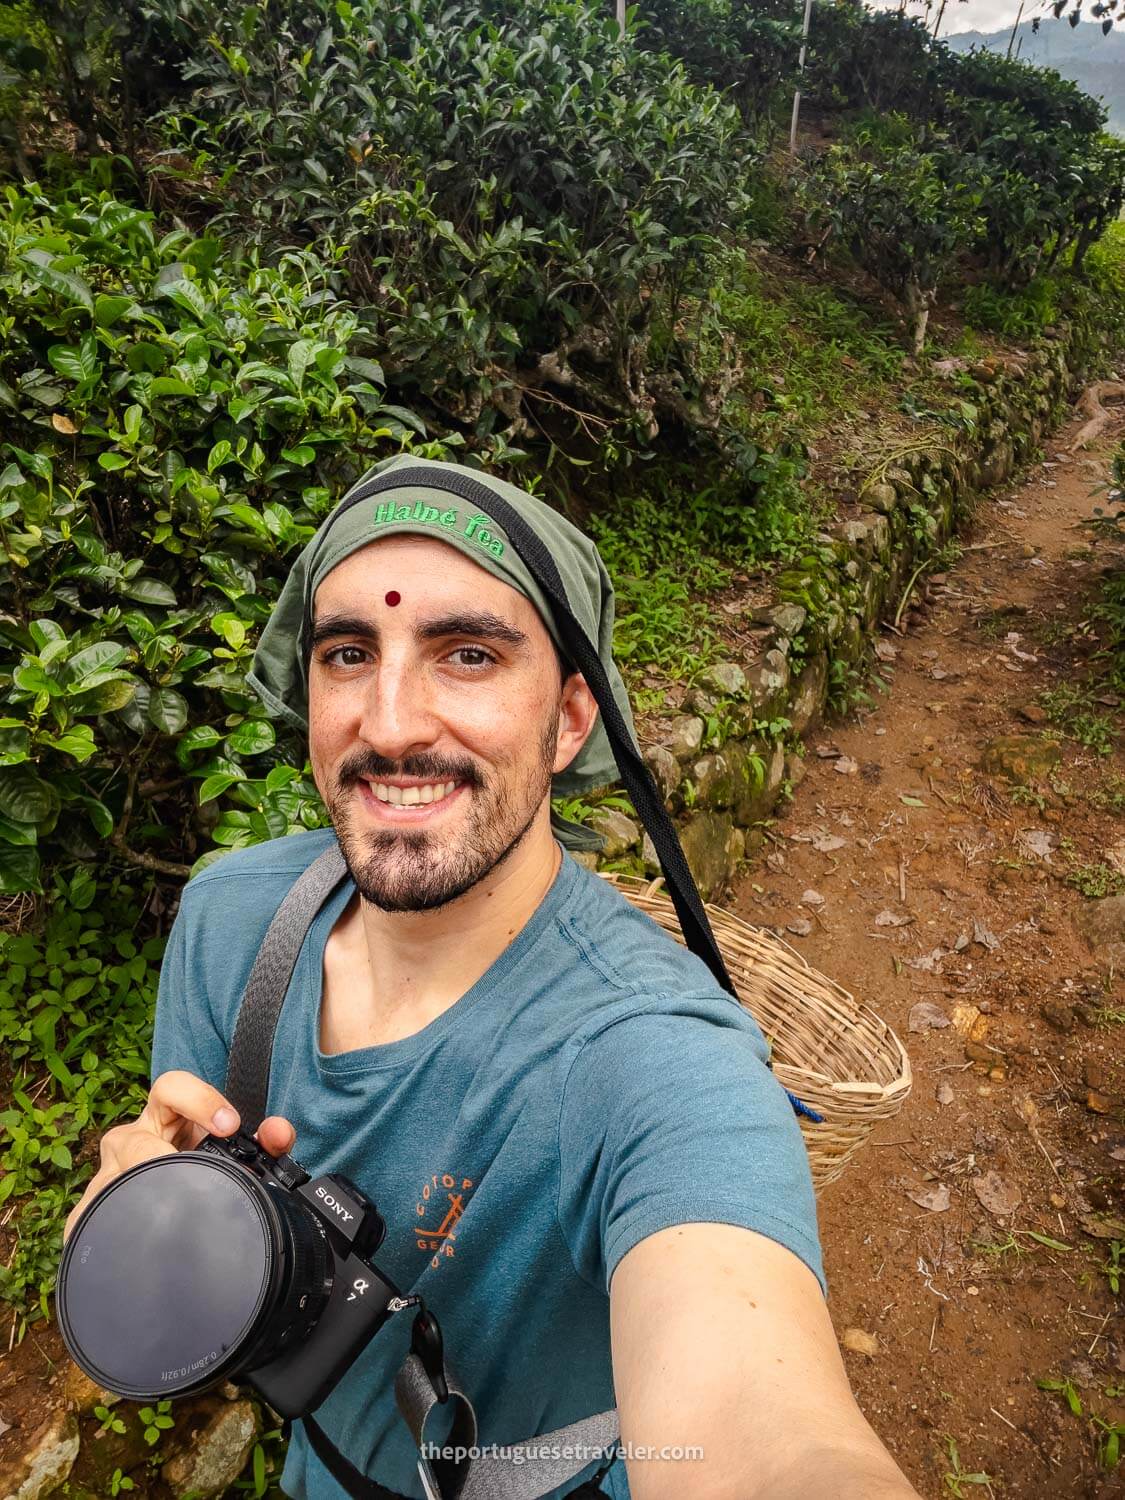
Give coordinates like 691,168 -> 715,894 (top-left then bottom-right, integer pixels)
151,829 -> 823,1499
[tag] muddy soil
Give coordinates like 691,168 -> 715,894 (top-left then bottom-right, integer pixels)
734,412 -> 1125,1498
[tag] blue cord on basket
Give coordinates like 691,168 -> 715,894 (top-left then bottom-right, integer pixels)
786,1089 -> 824,1124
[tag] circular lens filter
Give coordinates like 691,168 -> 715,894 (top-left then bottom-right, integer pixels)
57,1153 -> 280,1400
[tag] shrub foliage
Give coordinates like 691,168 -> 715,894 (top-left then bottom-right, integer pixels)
0,184 -> 440,894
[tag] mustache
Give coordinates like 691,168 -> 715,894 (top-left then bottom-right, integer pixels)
337,749 -> 485,789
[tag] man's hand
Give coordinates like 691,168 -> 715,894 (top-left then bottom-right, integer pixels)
609,1223 -> 921,1500
63,1070 -> 296,1244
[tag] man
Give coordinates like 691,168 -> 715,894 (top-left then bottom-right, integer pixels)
65,456 -> 919,1499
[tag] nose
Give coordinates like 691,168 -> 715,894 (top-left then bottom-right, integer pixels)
354,652 -> 441,765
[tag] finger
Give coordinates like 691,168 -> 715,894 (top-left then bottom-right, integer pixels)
139,1070 -> 240,1144
101,1128 -> 180,1180
255,1116 -> 297,1157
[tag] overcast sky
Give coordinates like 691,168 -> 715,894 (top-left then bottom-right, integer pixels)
870,0 -> 1051,36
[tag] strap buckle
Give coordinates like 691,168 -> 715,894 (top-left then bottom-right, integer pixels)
411,1307 -> 449,1404
387,1295 -> 449,1405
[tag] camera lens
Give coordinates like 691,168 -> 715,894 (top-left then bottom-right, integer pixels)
57,1152 -> 332,1401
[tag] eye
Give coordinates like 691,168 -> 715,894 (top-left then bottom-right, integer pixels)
322,644 -> 370,668
447,646 -> 496,670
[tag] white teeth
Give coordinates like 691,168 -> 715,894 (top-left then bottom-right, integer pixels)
369,780 -> 456,807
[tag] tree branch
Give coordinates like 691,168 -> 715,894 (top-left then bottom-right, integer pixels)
110,836 -> 191,880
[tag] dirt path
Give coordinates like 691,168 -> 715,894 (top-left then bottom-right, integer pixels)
731,411 -> 1125,1497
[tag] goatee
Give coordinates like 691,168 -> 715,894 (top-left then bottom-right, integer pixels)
325,718 -> 557,912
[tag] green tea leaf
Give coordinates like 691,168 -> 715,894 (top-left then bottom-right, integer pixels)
42,725 -> 97,763
0,844 -> 41,893
48,332 -> 99,385
0,812 -> 37,846
199,772 -> 239,805
0,765 -> 56,824
94,294 -> 136,327
148,687 -> 188,736
25,260 -> 94,311
66,642 -> 128,684
158,277 -> 207,321
0,727 -> 30,766
123,577 -> 177,607
226,718 -> 275,756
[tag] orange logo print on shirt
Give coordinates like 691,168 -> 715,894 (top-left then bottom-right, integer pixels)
414,1172 -> 475,1270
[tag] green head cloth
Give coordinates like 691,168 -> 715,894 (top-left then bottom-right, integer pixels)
247,454 -> 639,851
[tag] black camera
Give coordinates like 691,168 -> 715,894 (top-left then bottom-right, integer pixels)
56,1129 -> 400,1419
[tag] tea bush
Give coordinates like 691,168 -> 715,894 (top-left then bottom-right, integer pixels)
140,0 -> 753,463
802,140 -> 985,354
0,183 -> 446,893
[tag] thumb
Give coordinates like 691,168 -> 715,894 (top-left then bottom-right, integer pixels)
255,1115 -> 297,1158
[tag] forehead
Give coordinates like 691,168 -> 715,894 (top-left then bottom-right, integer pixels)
312,534 -> 548,637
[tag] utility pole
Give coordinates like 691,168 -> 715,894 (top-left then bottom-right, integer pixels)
1006,0 -> 1025,58
789,0 -> 814,154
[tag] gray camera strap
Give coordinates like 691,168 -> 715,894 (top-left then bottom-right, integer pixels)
225,840 -> 620,1500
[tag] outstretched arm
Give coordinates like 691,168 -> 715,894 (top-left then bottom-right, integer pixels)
609,1223 -> 920,1500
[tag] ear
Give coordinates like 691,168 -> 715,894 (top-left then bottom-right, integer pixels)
552,672 -> 599,775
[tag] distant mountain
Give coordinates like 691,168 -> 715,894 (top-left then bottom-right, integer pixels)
945,18 -> 1125,137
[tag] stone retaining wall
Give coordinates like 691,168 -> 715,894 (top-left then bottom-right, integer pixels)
578,321 -> 1110,898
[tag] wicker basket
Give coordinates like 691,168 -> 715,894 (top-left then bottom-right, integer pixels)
600,874 -> 912,1191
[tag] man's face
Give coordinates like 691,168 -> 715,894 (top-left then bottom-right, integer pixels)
307,535 -> 594,912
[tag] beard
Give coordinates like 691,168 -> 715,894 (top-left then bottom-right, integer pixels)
324,707 -> 560,914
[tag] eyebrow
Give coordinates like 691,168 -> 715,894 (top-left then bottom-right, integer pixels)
309,609 -> 530,651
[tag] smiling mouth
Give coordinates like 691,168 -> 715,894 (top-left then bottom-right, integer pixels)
361,779 -> 461,808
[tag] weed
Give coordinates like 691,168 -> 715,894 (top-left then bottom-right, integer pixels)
963,276 -> 1059,339
977,606 -> 1029,641
1039,1375 -> 1084,1417
231,1424 -> 289,1496
706,246 -> 906,442
1009,785 -> 1046,812
1089,775 -> 1125,815
972,1228 -> 1072,1261
1041,1373 -> 1125,1471
95,1403 -> 128,1437
550,791 -> 637,831
827,658 -> 875,716
138,1400 -> 175,1448
1093,1415 -> 1125,1470
1099,1241 -> 1123,1296
0,883 -> 161,1339
941,1435 -> 995,1496
971,1230 -> 1025,1262
109,1471 -> 135,1496
1040,685 -> 1117,756
1066,862 -> 1124,900
589,493 -> 732,678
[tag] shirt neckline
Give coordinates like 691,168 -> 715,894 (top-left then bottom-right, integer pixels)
302,845 -> 580,1076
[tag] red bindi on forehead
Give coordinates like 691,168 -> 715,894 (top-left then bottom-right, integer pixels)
384,591 -> 401,607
